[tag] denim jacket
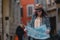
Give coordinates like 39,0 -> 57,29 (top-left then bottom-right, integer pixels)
26,15 -> 51,39
27,14 -> 50,29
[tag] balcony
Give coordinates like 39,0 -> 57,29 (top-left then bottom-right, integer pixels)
47,6 -> 56,11
47,3 -> 56,11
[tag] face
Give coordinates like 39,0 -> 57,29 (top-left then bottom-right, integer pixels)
37,10 -> 42,16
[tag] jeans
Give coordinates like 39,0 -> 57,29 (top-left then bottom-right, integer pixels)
18,35 -> 24,40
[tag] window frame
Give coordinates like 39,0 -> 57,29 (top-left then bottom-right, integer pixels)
27,4 -> 34,17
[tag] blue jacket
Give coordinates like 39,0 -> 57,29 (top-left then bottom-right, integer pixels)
27,15 -> 50,29
26,15 -> 51,39
27,15 -> 51,39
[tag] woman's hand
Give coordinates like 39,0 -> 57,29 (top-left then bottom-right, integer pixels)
46,29 -> 50,34
24,29 -> 27,37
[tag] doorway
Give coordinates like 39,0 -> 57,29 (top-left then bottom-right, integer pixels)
49,16 -> 56,36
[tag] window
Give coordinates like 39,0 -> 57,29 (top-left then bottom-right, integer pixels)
28,7 -> 32,16
20,6 -> 23,17
35,0 -> 42,4
46,0 -> 56,8
46,0 -> 51,5
27,4 -> 34,17
35,0 -> 39,4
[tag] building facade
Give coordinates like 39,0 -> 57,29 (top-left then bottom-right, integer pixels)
9,0 -> 21,40
55,0 -> 60,32
2,0 -> 21,40
21,0 -> 34,25
0,0 -> 2,40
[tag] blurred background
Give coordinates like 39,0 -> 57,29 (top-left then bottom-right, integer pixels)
0,0 -> 60,40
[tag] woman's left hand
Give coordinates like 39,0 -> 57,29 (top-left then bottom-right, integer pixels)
46,29 -> 50,34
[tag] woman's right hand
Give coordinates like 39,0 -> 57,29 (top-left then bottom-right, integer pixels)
24,29 -> 27,37
46,29 -> 50,34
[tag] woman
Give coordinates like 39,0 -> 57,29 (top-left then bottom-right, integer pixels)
25,4 -> 51,40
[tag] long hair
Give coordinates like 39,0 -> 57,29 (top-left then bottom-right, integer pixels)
34,8 -> 47,18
